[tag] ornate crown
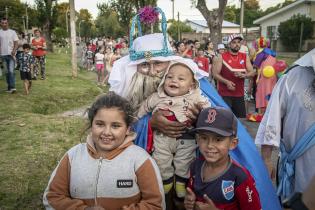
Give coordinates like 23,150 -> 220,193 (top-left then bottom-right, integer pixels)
129,7 -> 174,61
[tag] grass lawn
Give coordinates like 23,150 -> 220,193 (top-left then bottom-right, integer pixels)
0,48 -> 107,209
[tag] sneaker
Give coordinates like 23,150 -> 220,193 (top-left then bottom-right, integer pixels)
32,77 -> 37,80
11,88 -> 16,93
40,77 -> 45,80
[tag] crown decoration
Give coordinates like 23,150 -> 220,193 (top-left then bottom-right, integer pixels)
129,7 -> 174,61
139,6 -> 159,25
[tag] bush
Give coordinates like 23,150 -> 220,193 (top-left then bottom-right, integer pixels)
278,14 -> 313,51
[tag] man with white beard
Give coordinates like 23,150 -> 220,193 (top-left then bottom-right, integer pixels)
108,7 -> 281,210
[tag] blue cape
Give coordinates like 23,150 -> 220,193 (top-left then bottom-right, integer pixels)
133,77 -> 281,210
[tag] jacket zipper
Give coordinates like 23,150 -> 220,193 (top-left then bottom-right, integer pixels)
94,157 -> 103,206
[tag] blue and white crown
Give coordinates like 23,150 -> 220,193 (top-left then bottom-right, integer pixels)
129,7 -> 174,61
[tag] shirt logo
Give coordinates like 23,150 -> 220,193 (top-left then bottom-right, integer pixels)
222,180 -> 235,200
205,109 -> 217,124
240,59 -> 244,65
117,179 -> 133,188
246,186 -> 253,202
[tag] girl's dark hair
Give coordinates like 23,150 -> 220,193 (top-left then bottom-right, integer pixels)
87,91 -> 134,128
204,41 -> 213,51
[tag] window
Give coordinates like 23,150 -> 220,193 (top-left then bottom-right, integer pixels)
267,26 -> 278,40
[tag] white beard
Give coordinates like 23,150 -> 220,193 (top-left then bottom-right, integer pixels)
126,71 -> 162,112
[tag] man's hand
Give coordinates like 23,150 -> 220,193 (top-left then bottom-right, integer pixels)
226,80 -> 236,91
150,110 -> 186,138
234,72 -> 247,78
184,187 -> 196,210
11,50 -> 16,57
186,102 -> 204,124
195,195 -> 218,210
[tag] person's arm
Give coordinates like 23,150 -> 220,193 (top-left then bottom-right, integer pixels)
122,158 -> 164,210
11,40 -> 18,57
43,154 -> 88,210
245,55 -> 255,78
137,95 -> 155,119
235,171 -> 262,210
261,145 -> 276,179
150,111 -> 186,138
212,55 -> 235,91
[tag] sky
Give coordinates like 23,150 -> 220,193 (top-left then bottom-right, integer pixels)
22,0 -> 285,20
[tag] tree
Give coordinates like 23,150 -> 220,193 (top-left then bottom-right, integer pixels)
278,14 -> 313,51
224,5 -> 238,23
262,0 -> 295,16
110,0 -> 136,35
167,20 -> 193,41
55,2 -> 70,36
194,0 -> 228,49
35,0 -> 58,52
77,9 -> 93,40
95,10 -> 124,38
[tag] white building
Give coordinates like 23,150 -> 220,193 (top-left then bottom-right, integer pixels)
253,0 -> 315,51
185,19 -> 240,34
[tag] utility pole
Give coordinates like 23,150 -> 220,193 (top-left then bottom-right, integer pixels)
66,9 -> 69,34
172,0 -> 175,20
177,12 -> 180,41
5,6 -> 8,19
240,0 -> 244,35
69,0 -> 77,78
25,6 -> 29,35
298,22 -> 304,58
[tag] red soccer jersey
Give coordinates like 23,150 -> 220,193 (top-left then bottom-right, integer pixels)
218,52 -> 247,97
188,158 -> 262,210
195,57 -> 209,73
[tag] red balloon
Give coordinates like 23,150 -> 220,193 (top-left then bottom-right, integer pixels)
273,60 -> 287,72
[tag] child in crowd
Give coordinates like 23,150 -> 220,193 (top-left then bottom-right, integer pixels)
18,44 -> 34,95
94,49 -> 105,85
104,46 -> 113,85
184,107 -> 262,210
217,43 -> 226,55
194,48 -> 209,73
43,92 -> 165,210
86,45 -> 94,71
137,59 -> 210,200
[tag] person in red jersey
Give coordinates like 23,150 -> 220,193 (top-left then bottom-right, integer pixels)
212,34 -> 255,118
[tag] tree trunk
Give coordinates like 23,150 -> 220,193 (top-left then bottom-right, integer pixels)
196,0 -> 227,50
43,21 -> 53,52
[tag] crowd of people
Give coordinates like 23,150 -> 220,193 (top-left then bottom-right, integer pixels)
1,6 -> 315,210
0,18 -> 47,95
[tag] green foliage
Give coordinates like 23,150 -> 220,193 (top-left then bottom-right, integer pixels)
278,14 -> 313,51
52,27 -> 67,45
167,20 -> 193,41
224,5 -> 238,23
95,11 -> 125,38
224,0 -> 262,27
262,0 -> 295,16
77,9 -> 94,39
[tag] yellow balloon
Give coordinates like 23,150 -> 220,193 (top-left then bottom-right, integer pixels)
262,66 -> 275,78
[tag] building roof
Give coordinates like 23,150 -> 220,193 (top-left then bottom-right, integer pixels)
186,19 -> 240,28
254,0 -> 315,24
